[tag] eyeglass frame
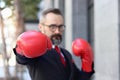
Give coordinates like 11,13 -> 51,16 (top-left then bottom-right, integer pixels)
41,23 -> 65,32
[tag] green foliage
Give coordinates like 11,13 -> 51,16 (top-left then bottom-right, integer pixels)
3,0 -> 13,6
21,0 -> 41,21
3,0 -> 41,21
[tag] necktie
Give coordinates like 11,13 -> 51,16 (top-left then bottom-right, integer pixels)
55,46 -> 66,66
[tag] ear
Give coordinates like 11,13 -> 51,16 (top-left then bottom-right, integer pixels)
38,23 -> 42,31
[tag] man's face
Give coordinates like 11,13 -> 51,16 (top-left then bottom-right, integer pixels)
39,13 -> 64,45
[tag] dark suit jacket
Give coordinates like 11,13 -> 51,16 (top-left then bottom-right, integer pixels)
13,48 -> 94,80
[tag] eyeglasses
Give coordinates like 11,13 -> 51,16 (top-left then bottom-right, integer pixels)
42,23 -> 65,32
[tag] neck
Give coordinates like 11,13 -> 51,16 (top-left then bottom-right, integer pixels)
52,45 -> 59,48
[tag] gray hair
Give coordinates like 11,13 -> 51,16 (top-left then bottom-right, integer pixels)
39,8 -> 63,23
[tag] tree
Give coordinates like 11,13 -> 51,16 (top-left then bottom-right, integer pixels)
0,8 -> 11,80
21,0 -> 40,21
14,0 -> 25,37
0,0 -> 41,79
4,0 -> 41,21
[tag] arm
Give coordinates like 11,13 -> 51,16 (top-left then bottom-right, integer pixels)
13,30 -> 52,65
72,38 -> 95,80
13,47 -> 38,65
73,62 -> 94,80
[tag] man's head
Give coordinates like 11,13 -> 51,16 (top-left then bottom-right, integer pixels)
39,8 -> 65,46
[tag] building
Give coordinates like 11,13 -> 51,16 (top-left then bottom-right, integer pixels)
36,0 -> 120,80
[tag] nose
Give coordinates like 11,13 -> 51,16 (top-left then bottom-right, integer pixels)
54,27 -> 60,34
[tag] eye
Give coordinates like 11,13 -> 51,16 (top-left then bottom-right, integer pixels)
49,24 -> 57,29
58,25 -> 65,29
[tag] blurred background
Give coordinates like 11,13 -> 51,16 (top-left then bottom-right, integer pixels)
0,0 -> 119,80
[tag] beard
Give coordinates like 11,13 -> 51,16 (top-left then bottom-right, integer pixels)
50,34 -> 62,46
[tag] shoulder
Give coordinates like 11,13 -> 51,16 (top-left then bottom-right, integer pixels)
60,48 -> 70,53
60,48 -> 72,58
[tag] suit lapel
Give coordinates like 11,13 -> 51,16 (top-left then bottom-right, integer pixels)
60,48 -> 74,80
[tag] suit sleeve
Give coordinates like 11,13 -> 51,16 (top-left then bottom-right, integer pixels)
60,48 -> 95,80
73,62 -> 95,80
13,48 -> 39,65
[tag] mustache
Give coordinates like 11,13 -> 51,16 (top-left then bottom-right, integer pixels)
51,34 -> 62,40
50,34 -> 62,45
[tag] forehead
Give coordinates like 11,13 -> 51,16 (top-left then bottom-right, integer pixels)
44,13 -> 64,24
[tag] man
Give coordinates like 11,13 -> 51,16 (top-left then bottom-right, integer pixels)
13,8 -> 94,80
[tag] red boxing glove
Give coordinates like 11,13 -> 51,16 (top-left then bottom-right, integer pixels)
16,30 -> 52,58
72,38 -> 93,72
